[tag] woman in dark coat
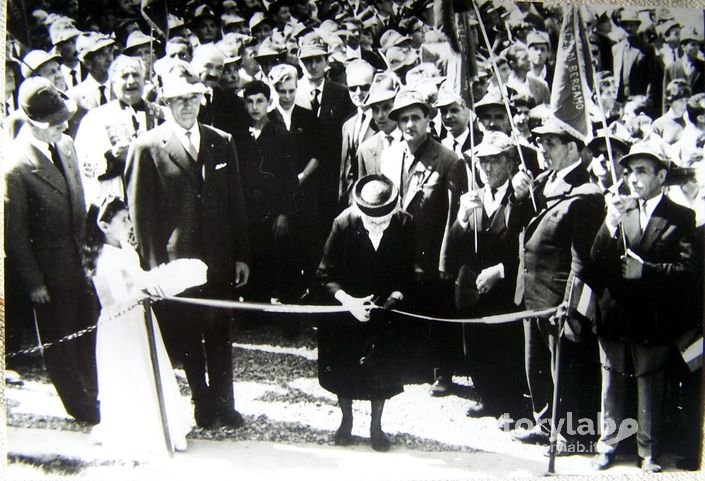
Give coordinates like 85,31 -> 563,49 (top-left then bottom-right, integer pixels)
316,174 -> 415,452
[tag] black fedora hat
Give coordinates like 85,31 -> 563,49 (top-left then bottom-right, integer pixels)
353,174 -> 399,217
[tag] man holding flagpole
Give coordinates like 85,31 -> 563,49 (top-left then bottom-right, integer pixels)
589,143 -> 696,472
507,5 -> 606,455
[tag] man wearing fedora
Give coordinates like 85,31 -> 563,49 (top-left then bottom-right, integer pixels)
447,131 -> 529,423
590,143 -> 696,472
357,72 -> 402,178
611,8 -> 663,117
5,50 -> 69,140
295,33 -> 354,236
380,88 -> 464,391
4,77 -> 99,424
124,61 -> 251,429
586,129 -> 631,194
509,118 -> 605,451
665,27 -> 704,95
48,20 -> 85,90
67,32 -> 116,137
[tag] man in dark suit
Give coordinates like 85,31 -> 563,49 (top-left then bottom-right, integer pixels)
4,77 -> 99,424
191,44 -> 249,142
268,63 -> 325,297
436,91 -> 475,160
380,89 -> 465,388
665,28 -> 705,96
338,59 -> 377,210
357,73 -> 401,178
508,118 -> 605,449
589,143 -> 696,473
446,131 -> 528,422
67,32 -> 116,137
295,33 -> 355,236
124,61 -> 250,429
611,9 -> 663,117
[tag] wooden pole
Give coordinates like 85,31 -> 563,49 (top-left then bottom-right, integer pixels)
470,1 -> 537,213
142,298 -> 174,456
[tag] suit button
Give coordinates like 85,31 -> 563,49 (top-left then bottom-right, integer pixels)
196,194 -> 202,200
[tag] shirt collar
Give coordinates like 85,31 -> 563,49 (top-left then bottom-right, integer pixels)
19,126 -> 52,159
641,192 -> 663,219
169,120 -> 200,149
554,159 -> 582,182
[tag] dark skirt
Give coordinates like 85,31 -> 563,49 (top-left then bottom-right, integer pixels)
317,311 -> 405,400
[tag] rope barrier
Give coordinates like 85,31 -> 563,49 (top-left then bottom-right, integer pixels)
5,294 -> 558,358
157,295 -> 557,325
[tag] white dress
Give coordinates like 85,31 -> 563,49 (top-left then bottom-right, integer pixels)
91,244 -> 205,456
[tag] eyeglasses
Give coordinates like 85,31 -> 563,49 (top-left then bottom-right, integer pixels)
348,84 -> 371,93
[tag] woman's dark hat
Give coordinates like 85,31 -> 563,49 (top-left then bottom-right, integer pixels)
353,175 -> 399,217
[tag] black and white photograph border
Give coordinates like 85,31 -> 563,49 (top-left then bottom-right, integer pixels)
2,0 -> 705,479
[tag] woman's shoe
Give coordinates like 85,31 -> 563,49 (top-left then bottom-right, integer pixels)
370,430 -> 390,452
333,427 -> 352,446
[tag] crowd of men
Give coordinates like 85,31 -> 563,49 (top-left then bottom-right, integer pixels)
4,0 -> 704,472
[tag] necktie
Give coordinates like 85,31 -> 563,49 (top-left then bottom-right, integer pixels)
70,69 -> 78,87
311,88 -> 320,116
131,113 -> 140,135
639,201 -> 648,232
385,135 -> 394,148
490,187 -> 498,200
98,85 -> 107,105
49,144 -> 67,180
184,131 -> 199,161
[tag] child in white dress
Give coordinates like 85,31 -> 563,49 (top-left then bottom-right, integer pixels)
83,195 -> 206,456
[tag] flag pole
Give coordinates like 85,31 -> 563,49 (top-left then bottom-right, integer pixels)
547,277 -> 575,474
470,0 -> 537,212
581,8 -> 631,253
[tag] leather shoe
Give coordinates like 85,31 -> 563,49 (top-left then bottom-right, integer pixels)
194,409 -> 215,429
370,430 -> 390,452
218,409 -> 245,429
641,457 -> 662,473
334,428 -> 352,446
511,426 -> 549,445
429,378 -> 452,397
591,453 -> 614,470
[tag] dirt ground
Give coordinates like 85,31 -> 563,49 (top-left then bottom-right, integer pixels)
4,322 -> 702,480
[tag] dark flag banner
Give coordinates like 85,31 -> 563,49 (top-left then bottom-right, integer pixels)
550,6 -> 594,144
141,0 -> 169,38
7,0 -> 31,45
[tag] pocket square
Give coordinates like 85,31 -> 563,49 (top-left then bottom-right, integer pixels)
215,163 -> 227,170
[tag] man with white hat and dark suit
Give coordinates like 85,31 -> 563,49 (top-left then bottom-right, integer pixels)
590,142 -> 696,473
508,117 -> 605,451
124,61 -> 251,429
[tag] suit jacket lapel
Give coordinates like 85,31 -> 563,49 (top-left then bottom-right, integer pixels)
621,208 -> 643,248
162,126 -> 201,185
402,144 -> 438,210
55,139 -> 85,220
198,126 -> 216,180
638,199 -> 668,253
25,143 -> 69,196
